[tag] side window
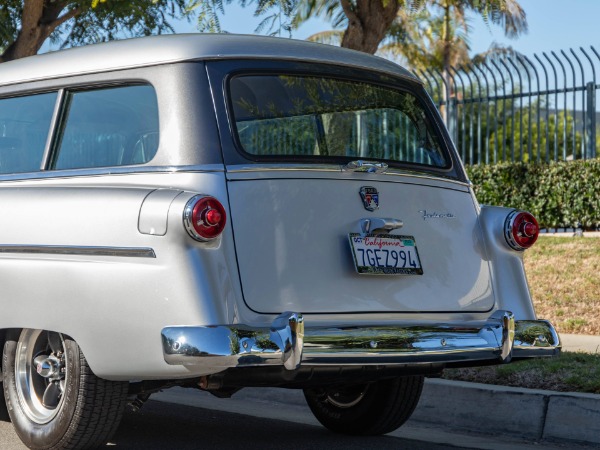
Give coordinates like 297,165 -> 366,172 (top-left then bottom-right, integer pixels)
0,92 -> 57,174
52,85 -> 159,170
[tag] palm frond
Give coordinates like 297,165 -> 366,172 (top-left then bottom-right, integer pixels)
305,29 -> 343,46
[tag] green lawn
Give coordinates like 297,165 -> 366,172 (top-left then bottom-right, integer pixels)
444,352 -> 600,394
444,237 -> 600,393
525,236 -> 600,334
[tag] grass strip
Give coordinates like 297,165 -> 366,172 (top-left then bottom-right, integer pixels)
443,352 -> 600,394
525,236 -> 600,334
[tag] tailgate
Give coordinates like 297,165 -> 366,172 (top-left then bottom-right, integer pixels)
227,173 -> 493,314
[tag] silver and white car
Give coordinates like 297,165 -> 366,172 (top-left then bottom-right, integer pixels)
0,34 -> 559,448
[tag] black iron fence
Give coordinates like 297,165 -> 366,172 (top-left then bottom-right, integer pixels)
417,47 -> 600,165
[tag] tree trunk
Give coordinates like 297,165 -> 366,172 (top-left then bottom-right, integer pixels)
439,0 -> 452,125
339,0 -> 401,54
0,0 -> 79,62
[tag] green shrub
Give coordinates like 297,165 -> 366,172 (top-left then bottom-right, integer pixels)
466,159 -> 600,230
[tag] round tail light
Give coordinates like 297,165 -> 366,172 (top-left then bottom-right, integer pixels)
504,210 -> 540,251
183,195 -> 227,241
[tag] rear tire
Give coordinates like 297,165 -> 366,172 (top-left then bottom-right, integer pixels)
303,376 -> 424,436
3,329 -> 128,449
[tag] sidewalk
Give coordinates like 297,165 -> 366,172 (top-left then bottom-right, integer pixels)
560,333 -> 600,353
540,230 -> 600,238
411,332 -> 600,447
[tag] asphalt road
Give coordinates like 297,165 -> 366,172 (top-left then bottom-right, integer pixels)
0,400 -> 465,450
0,386 -> 591,449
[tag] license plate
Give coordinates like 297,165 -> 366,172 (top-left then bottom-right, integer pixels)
348,233 -> 423,275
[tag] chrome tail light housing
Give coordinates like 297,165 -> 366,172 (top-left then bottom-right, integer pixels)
183,195 -> 227,241
504,210 -> 540,251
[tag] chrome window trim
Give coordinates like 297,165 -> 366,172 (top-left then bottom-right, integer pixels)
0,165 -> 225,182
227,164 -> 342,173
0,245 -> 156,258
41,89 -> 65,170
226,163 -> 472,188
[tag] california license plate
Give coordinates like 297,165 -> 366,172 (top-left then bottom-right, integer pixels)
348,233 -> 423,275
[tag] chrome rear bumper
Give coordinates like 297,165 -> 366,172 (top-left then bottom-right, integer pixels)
161,310 -> 560,371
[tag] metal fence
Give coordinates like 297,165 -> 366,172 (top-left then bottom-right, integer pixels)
417,47 -> 600,165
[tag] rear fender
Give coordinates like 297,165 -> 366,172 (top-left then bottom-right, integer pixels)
478,205 -> 536,320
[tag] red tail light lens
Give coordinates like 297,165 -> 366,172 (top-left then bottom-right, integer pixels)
183,195 -> 227,241
504,210 -> 539,251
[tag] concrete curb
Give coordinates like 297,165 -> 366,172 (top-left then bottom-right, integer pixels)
416,379 -> 600,445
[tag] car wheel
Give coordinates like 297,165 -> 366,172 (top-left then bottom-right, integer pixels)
3,329 -> 128,449
303,376 -> 424,436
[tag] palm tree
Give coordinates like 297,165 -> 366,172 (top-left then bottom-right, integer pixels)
409,1 -> 526,123
297,1 -> 527,123
406,0 -> 526,70
296,0 -> 527,70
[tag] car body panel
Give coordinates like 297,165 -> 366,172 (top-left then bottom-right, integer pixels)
226,172 -> 494,314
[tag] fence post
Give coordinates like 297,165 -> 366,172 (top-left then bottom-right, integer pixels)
585,81 -> 596,159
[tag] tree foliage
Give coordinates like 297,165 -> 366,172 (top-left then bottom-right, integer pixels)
295,0 -> 404,54
0,0 -> 190,62
190,0 -> 298,36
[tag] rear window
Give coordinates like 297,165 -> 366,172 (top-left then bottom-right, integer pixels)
229,75 -> 449,168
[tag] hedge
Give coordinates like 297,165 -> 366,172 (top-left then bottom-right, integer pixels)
465,159 -> 600,230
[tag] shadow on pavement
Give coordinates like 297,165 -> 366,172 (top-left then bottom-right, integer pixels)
108,400 -> 463,449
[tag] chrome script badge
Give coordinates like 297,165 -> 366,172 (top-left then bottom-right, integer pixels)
359,186 -> 379,211
419,210 -> 456,220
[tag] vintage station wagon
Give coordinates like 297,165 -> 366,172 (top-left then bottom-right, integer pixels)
0,34 -> 559,448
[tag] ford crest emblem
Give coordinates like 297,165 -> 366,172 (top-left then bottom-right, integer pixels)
359,186 -> 379,211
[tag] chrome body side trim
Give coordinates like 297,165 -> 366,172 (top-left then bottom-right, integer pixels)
0,245 -> 156,258
161,310 -> 560,370
0,165 -> 225,183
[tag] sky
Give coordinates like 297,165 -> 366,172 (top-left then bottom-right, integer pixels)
173,0 -> 600,59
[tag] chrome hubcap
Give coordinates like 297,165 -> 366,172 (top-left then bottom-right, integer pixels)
15,330 -> 67,424
325,385 -> 368,409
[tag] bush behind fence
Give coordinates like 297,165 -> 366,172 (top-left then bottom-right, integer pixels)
466,159 -> 600,230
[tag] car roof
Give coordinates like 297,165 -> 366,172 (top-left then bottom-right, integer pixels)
0,33 -> 419,87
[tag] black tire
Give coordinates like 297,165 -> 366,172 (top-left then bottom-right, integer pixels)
3,329 -> 129,449
303,376 -> 424,436
0,379 -> 9,422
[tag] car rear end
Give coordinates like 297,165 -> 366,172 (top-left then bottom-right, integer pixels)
0,35 -> 559,444
162,56 -> 560,384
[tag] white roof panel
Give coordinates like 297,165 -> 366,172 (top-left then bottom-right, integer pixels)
0,34 -> 418,87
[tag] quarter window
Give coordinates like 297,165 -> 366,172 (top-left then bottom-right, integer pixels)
52,85 -> 159,170
0,92 -> 57,174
